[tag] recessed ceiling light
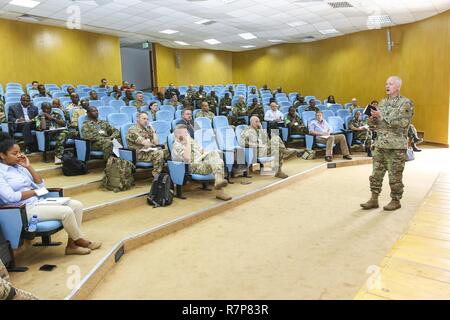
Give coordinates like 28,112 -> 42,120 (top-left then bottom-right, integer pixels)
223,0 -> 238,3
174,41 -> 189,46
367,15 -> 392,25
241,45 -> 256,48
195,19 -> 211,24
318,28 -> 339,34
239,33 -> 257,40
159,29 -> 179,34
204,39 -> 221,45
287,21 -> 307,27
9,0 -> 40,8
268,39 -> 284,43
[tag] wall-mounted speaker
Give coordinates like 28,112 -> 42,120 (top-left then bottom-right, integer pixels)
387,29 -> 393,52
175,50 -> 181,69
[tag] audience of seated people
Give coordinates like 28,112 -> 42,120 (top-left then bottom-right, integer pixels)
230,95 -> 247,126
218,92 -> 232,116
165,84 -> 180,100
8,94 -> 39,154
348,111 -> 372,157
195,101 -> 214,120
247,97 -> 264,122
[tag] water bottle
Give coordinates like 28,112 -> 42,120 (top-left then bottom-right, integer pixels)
28,215 -> 39,232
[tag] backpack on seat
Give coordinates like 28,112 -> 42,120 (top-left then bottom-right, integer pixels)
61,153 -> 88,176
102,157 -> 136,192
147,173 -> 173,207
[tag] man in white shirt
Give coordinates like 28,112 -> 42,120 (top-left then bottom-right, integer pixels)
264,102 -> 283,122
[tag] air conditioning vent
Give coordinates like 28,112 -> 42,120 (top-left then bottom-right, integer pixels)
327,1 -> 353,8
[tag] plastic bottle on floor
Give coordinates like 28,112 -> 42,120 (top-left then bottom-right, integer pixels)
28,215 -> 39,232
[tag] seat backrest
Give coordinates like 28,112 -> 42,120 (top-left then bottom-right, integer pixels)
97,106 -> 114,120
215,127 -> 237,151
297,106 -> 307,115
336,109 -> 350,120
304,95 -> 315,103
109,99 -> 126,109
175,109 -> 182,120
120,106 -> 138,117
302,111 -> 316,127
194,129 -> 218,151
280,106 -> 290,114
120,122 -> 135,149
160,105 -> 175,113
352,108 -> 364,115
78,114 -> 88,138
213,115 -> 229,129
193,109 -> 201,118
155,110 -> 174,122
108,113 -> 131,130
327,116 -> 345,133
167,133 -> 175,154
322,110 -> 335,121
101,96 -> 113,105
89,100 -> 104,108
235,124 -> 248,146
329,104 -> 342,113
151,120 -> 171,144
194,117 -> 212,130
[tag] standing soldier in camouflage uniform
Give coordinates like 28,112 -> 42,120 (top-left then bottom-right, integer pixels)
348,111 -> 372,156
361,76 -> 413,211
239,116 -> 297,179
247,97 -> 264,122
81,107 -> 122,160
126,112 -> 168,177
206,90 -> 219,114
193,85 -> 207,109
1,259 -> 38,300
218,93 -> 232,117
172,124 -> 232,201
195,101 -> 215,120
230,95 -> 248,126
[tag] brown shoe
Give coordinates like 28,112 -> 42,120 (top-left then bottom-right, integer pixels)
275,170 -> 288,179
383,199 -> 401,211
360,192 -> 379,210
215,189 -> 232,201
214,179 -> 228,190
343,155 -> 352,160
65,246 -> 91,255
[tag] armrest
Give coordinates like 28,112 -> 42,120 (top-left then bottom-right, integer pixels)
167,160 -> 187,185
47,188 -> 63,197
0,204 -> 26,210
119,148 -> 137,164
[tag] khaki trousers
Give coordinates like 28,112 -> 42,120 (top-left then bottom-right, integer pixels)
316,134 -> 349,157
27,200 -> 84,240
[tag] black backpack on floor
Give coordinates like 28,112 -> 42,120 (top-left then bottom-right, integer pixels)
147,173 -> 173,207
62,153 -> 88,176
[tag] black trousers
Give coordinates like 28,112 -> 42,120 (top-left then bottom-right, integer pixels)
14,121 -> 36,147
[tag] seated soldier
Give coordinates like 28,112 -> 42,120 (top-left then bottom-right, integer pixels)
110,85 -> 122,99
309,111 -> 352,162
262,84 -> 270,92
70,99 -> 90,132
184,85 -> 195,105
247,97 -> 264,122
120,81 -> 130,91
349,98 -> 360,113
218,92 -> 232,116
272,87 -> 283,97
284,107 -> 307,136
250,87 -> 257,95
81,107 -> 122,160
126,112 -> 168,177
35,102 -> 77,164
165,84 -> 180,100
195,101 -> 214,120
89,90 -> 98,101
240,116 -> 297,179
230,95 -> 247,126
156,92 -> 165,104
293,94 -> 307,108
132,92 -> 146,111
348,111 -> 372,157
66,93 -> 81,111
181,99 -> 193,111
176,109 -> 194,138
227,85 -> 235,97
306,99 -> 319,112
8,94 -> 39,154
99,78 -> 107,88
65,86 -> 75,97
326,95 -> 336,106
33,84 -> 51,98
408,124 -> 423,152
1,259 -> 38,300
31,80 -> 39,91
148,102 -> 159,121
51,98 -> 69,121
206,91 -> 219,114
170,94 -> 181,108
172,124 -> 231,201
123,89 -> 134,105
193,85 -> 207,109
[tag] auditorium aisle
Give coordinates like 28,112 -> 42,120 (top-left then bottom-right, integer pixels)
86,146 -> 449,300
10,154 -> 346,299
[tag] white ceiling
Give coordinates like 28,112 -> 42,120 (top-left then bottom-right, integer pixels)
0,0 -> 449,51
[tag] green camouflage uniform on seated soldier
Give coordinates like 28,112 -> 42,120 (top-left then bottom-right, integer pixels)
284,107 -> 308,135
205,91 -> 219,113
195,101 -> 215,121
240,116 -> 297,179
81,107 -> 122,160
361,76 -> 413,211
126,112 -> 168,177
35,102 -> 78,164
348,111 -> 372,156
247,99 -> 264,122
1,259 -> 38,300
66,93 -> 81,111
230,96 -> 247,126
218,93 -> 232,117
193,85 -> 207,109
183,85 -> 195,104
133,93 -> 147,112
306,100 -> 319,112
0,100 -> 5,123
172,124 -> 232,201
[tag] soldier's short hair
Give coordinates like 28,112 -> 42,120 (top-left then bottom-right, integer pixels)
137,112 -> 148,118
181,109 -> 192,116
41,102 -> 51,110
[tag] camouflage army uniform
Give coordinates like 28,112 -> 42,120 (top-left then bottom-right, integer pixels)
219,97 -> 232,116
195,110 -> 215,121
0,100 -> 5,123
70,107 -> 87,130
1,259 -> 38,300
184,89 -> 196,104
126,124 -> 168,177
66,102 -> 81,112
193,91 -> 207,108
248,103 -> 264,122
230,101 -> 247,126
306,106 -> 319,112
172,138 -> 225,177
239,127 -> 287,168
34,111 -> 78,158
284,113 -> 308,135
293,101 -> 307,108
133,100 -> 146,112
348,117 -> 372,148
206,96 -> 218,113
348,104 -> 361,113
368,96 -> 413,200
123,97 -> 134,106
82,119 -> 122,159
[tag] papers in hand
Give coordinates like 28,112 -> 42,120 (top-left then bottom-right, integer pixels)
112,139 -> 123,157
37,197 -> 71,206
34,187 -> 49,197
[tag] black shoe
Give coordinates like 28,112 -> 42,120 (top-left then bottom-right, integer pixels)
412,143 -> 422,152
325,156 -> 332,162
24,147 -> 31,155
343,155 -> 352,160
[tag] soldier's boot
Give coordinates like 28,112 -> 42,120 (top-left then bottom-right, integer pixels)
215,188 -> 232,201
214,173 -> 228,190
12,288 -> 39,300
412,142 -> 422,152
366,146 -> 372,157
275,168 -> 288,179
383,199 -> 401,211
360,192 -> 379,209
283,149 -> 297,160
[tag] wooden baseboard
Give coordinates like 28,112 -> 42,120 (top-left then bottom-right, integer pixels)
423,141 -> 449,148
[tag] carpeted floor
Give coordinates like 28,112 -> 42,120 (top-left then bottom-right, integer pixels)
87,146 -> 450,299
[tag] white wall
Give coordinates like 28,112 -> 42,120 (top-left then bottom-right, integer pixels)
120,47 -> 151,90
